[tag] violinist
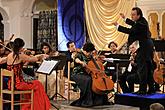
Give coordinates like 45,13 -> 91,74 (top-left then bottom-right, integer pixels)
119,41 -> 138,93
41,42 -> 53,55
0,39 -> 14,69
70,42 -> 112,107
0,38 -> 16,110
0,38 -> 5,56
6,38 -> 50,110
0,45 -> 7,69
37,42 -> 57,98
64,41 -> 78,91
64,41 -> 77,77
41,42 -> 59,56
108,41 -> 119,54
107,41 -> 121,83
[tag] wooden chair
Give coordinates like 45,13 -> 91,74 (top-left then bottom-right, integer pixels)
1,69 -> 34,110
66,61 -> 77,101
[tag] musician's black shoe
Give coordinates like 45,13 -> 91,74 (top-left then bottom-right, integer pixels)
147,90 -> 156,94
104,101 -> 114,105
133,91 -> 147,95
70,86 -> 79,92
155,88 -> 161,92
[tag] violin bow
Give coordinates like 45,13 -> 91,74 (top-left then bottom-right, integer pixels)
0,42 -> 12,51
97,43 -> 107,57
1,34 -> 15,52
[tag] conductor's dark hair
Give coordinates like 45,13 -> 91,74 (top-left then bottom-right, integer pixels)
83,42 -> 95,52
132,7 -> 143,18
66,41 -> 74,48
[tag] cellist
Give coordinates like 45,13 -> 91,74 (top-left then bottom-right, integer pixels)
70,42 -> 113,107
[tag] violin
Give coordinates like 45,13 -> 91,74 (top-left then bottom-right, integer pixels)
24,49 -> 36,56
49,50 -> 59,57
86,54 -> 114,94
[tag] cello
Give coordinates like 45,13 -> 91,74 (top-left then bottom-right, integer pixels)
153,49 -> 165,85
86,54 -> 114,94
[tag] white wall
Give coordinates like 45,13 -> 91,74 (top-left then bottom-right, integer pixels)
0,0 -> 34,48
137,0 -> 165,18
137,0 -> 165,37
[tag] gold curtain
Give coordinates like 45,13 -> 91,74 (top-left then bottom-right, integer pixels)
84,0 -> 136,50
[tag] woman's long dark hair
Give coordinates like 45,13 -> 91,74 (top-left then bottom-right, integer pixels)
41,42 -> 52,54
13,38 -> 25,58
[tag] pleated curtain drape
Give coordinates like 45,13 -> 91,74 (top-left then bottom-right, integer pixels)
84,0 -> 136,50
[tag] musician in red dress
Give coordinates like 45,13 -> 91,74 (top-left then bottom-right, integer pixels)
6,38 -> 50,110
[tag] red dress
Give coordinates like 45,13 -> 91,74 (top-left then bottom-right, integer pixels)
7,63 -> 51,110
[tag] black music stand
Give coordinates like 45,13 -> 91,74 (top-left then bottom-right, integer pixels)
49,54 -> 67,101
36,60 -> 60,93
36,60 -> 60,109
153,40 -> 165,52
104,54 -> 130,94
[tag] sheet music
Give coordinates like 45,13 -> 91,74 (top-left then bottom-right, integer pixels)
127,63 -> 132,72
37,60 -> 58,74
103,58 -> 120,63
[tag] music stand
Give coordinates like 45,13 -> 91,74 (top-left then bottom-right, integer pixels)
153,40 -> 165,52
36,60 -> 60,109
104,54 -> 130,94
48,54 -> 67,101
36,60 -> 60,92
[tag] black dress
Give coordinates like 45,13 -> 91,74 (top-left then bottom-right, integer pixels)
70,51 -> 109,107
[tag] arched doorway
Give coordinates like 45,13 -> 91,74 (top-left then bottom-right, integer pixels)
0,13 -> 4,40
0,7 -> 9,41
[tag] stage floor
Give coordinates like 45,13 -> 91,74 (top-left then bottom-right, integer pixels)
50,100 -> 139,110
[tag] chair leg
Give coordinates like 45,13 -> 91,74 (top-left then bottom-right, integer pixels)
68,83 -> 70,102
31,90 -> 34,110
11,94 -> 14,110
1,93 -> 3,110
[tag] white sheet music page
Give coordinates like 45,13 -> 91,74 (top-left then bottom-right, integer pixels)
37,60 -> 58,74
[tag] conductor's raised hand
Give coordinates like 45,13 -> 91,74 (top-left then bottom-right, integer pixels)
112,22 -> 118,26
120,13 -> 125,19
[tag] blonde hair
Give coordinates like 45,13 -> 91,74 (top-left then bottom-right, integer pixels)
150,103 -> 164,110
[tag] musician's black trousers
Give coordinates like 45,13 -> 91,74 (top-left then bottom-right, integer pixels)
119,71 -> 136,93
134,59 -> 154,92
120,60 -> 155,93
127,60 -> 154,92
